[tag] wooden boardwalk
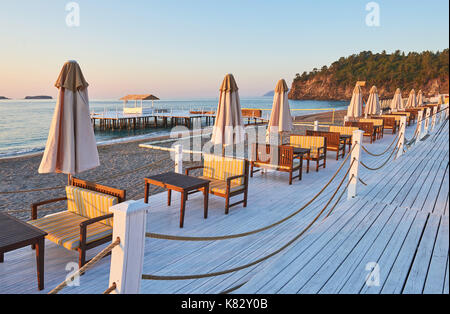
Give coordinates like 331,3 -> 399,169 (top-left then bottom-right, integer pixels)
0,119 -> 448,294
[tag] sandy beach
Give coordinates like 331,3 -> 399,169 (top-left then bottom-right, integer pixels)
0,110 -> 346,220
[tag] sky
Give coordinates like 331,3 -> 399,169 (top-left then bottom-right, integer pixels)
0,0 -> 448,99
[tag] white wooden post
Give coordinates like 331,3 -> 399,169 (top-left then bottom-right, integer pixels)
423,108 -> 431,136
396,116 -> 407,159
343,116 -> 349,125
109,200 -> 149,294
431,106 -> 438,131
348,130 -> 364,200
445,103 -> 449,120
174,144 -> 183,174
416,110 -> 424,141
314,120 -> 319,131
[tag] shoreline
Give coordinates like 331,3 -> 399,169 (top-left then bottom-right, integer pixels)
1,110 -> 346,162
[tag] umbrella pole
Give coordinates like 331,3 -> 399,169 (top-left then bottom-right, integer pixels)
67,174 -> 72,185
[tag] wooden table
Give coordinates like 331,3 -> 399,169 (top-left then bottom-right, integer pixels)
292,147 -> 310,178
340,134 -> 352,152
0,212 -> 47,290
144,172 -> 210,228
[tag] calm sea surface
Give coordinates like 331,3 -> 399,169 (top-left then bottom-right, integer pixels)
0,97 -> 347,158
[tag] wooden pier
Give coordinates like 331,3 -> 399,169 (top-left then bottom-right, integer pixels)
0,118 -> 448,294
91,111 -> 216,130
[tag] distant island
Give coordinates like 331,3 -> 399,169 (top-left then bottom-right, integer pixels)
25,96 -> 53,100
289,49 -> 449,101
0,96 -> 10,100
263,90 -> 274,97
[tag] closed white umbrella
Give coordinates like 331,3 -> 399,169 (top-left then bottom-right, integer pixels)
390,88 -> 403,112
364,85 -> 381,116
39,61 -> 99,178
266,79 -> 293,143
211,74 -> 245,146
346,85 -> 363,118
405,89 -> 417,108
417,90 -> 424,107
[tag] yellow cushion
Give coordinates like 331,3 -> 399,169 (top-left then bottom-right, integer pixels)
202,154 -> 245,186
199,177 -> 245,195
290,135 -> 324,155
360,118 -> 383,126
254,159 -> 301,170
28,211 -> 112,251
66,186 -> 117,227
329,126 -> 359,136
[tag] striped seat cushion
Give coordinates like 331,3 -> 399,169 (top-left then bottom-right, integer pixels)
254,159 -> 301,170
289,135 -> 324,155
66,186 -> 118,227
360,118 -> 383,126
203,154 -> 245,186
199,177 -> 245,195
329,126 -> 359,136
28,211 -> 112,251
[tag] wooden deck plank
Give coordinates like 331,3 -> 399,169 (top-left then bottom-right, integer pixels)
319,205 -> 408,294
342,209 -> 417,294
402,214 -> 441,294
298,203 -> 399,293
423,215 -> 449,293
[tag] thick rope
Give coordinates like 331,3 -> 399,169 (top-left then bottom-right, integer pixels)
324,174 -> 354,219
48,237 -> 120,294
360,134 -> 401,171
361,131 -> 400,157
145,145 -> 355,242
103,282 -> 117,294
141,158 -> 355,281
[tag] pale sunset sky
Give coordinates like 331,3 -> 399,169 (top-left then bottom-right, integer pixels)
0,0 -> 448,99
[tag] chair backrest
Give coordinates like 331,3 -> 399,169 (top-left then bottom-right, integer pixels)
380,115 -> 403,123
66,186 -> 118,226
242,109 -> 262,118
329,126 -> 359,136
359,118 -> 384,127
251,143 -> 294,168
306,130 -> 340,147
345,122 -> 374,135
203,154 -> 246,186
371,116 -> 395,127
390,112 -> 411,118
71,177 -> 126,202
289,135 -> 326,154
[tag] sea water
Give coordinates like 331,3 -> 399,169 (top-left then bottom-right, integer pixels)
0,97 -> 347,158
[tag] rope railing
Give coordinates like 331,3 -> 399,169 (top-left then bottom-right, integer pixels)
145,145 -> 355,242
48,237 -> 120,294
361,130 -> 400,157
142,157 -> 355,281
360,133 -> 402,171
103,282 -> 117,294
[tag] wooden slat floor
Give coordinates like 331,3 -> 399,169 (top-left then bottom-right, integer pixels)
0,119 -> 448,294
237,120 -> 449,294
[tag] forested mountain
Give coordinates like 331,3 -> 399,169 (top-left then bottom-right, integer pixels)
289,50 -> 449,100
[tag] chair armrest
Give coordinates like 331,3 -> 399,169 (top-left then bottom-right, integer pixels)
80,213 -> 114,228
31,197 -> 67,220
318,146 -> 326,155
79,213 -> 114,250
226,174 -> 245,184
185,165 -> 204,175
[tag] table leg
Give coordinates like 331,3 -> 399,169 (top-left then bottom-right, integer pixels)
144,182 -> 149,203
307,153 -> 310,173
35,237 -> 45,291
180,192 -> 187,228
299,156 -> 303,181
203,184 -> 209,219
167,189 -> 172,206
